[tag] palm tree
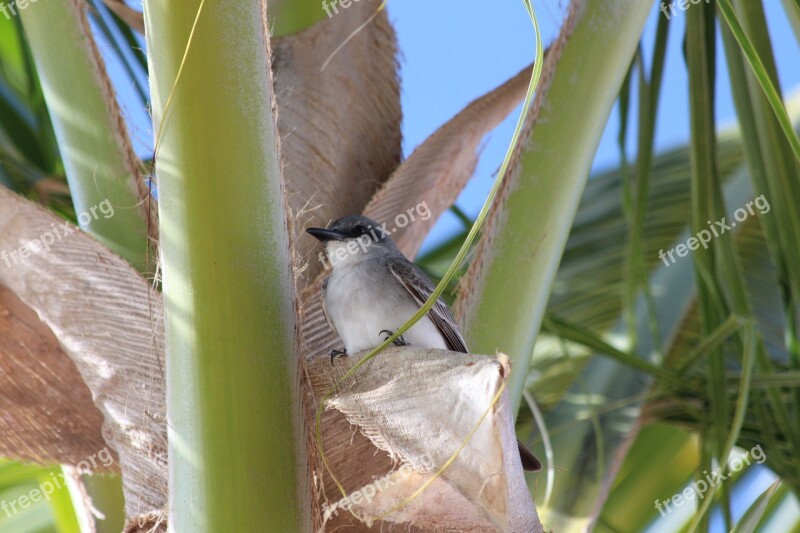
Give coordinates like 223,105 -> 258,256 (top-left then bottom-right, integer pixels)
0,0 -> 798,531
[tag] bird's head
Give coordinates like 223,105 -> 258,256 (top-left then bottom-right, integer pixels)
306,215 -> 396,267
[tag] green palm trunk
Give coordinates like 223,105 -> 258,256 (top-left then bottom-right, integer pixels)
143,0 -> 306,530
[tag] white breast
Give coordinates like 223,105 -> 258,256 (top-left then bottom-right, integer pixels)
325,259 -> 448,354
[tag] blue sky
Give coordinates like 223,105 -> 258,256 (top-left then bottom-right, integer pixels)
385,0 -> 799,254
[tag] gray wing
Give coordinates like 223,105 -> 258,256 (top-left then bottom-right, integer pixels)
388,259 -> 541,471
386,258 -> 468,353
320,276 -> 338,337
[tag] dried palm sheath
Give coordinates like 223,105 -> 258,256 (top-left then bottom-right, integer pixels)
0,186 -> 168,528
308,348 -> 542,532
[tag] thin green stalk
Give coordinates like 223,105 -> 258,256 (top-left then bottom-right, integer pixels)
624,6 -> 669,357
742,372 -> 800,388
459,0 -> 654,417
674,314 -> 747,374
731,480 -> 782,533
726,0 -> 800,309
617,49 -> 634,226
686,0 -> 726,460
782,0 -> 800,45
542,316 -> 689,389
721,0 -> 800,445
718,0 -> 800,164
685,3 -> 775,526
687,325 -> 757,532
42,467 -> 82,532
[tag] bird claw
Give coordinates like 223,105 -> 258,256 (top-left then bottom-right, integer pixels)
379,329 -> 407,347
330,348 -> 347,364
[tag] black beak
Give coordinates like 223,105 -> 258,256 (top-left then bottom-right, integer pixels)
306,227 -> 346,242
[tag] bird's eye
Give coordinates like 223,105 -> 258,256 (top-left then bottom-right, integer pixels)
353,225 -> 368,236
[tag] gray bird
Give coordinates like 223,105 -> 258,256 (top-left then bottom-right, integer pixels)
307,215 -> 541,472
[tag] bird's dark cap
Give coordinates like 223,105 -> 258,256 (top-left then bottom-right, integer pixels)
306,215 -> 392,244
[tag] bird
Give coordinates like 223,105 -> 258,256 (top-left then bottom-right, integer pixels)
306,215 -> 542,472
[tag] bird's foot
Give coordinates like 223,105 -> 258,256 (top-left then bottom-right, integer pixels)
330,348 -> 347,364
379,329 -> 407,347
